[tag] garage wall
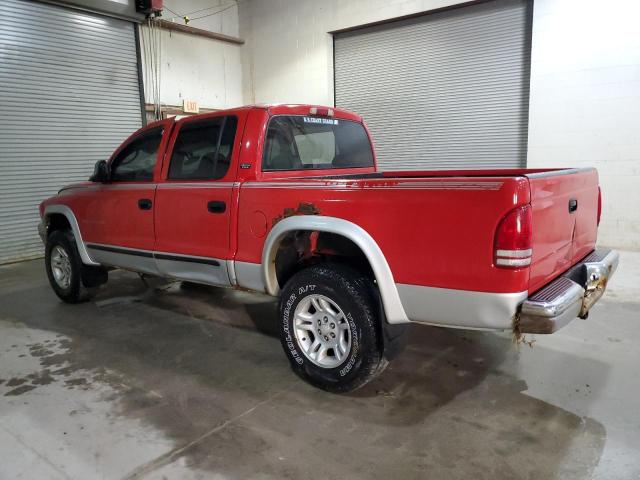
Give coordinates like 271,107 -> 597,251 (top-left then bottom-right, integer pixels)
163,0 -> 239,33
238,0 -> 468,105
140,0 -> 243,110
526,0 -> 640,250
139,27 -> 243,109
239,0 -> 640,250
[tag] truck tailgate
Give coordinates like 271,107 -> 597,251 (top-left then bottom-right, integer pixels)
527,169 -> 599,293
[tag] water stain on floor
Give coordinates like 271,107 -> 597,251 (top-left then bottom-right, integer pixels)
0,267 -> 611,479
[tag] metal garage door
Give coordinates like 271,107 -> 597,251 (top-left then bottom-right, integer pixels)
334,0 -> 531,171
0,0 -> 143,264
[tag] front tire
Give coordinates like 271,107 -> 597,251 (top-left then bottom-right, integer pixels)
278,264 -> 386,393
45,229 -> 99,303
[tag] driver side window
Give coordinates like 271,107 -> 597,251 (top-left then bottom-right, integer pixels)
111,127 -> 163,182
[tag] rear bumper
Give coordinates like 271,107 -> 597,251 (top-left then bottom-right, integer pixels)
519,249 -> 619,334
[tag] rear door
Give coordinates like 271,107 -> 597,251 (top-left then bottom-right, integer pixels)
154,114 -> 240,286
527,169 -> 599,292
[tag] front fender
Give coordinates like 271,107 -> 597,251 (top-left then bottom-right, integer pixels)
43,205 -> 99,266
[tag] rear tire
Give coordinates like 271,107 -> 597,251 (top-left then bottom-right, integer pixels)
45,229 -> 103,303
278,264 -> 386,393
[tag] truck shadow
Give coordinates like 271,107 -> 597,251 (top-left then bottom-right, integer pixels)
1,266 -> 608,479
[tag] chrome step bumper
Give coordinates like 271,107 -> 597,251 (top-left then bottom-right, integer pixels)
519,249 -> 619,334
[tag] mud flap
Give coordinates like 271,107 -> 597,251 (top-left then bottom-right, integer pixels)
371,283 -> 409,360
81,265 -> 108,288
381,321 -> 410,360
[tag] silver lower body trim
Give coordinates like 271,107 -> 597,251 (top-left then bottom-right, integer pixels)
87,244 -> 159,276
85,243 -> 231,287
226,259 -> 237,285
235,261 -> 265,292
232,263 -> 528,330
155,256 -> 230,287
396,284 -> 528,330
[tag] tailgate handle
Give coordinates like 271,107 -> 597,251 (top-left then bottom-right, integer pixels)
207,200 -> 226,214
569,199 -> 578,213
138,198 -> 152,210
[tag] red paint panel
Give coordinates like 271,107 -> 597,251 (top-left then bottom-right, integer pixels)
154,185 -> 232,258
86,186 -> 157,250
45,185 -> 156,251
528,169 -> 599,293
236,176 -> 532,293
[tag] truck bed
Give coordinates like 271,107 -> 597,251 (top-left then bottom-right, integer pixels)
316,168 -> 600,293
239,167 -> 599,296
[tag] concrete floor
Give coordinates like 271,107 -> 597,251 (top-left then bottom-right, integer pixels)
0,253 -> 638,480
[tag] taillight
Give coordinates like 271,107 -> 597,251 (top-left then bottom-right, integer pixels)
597,186 -> 602,226
494,205 -> 532,268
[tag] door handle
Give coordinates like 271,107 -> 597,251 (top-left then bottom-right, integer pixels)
138,198 -> 152,210
207,200 -> 226,214
568,198 -> 578,213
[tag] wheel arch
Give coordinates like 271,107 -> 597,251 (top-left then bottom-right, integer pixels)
261,215 -> 409,324
43,205 -> 99,266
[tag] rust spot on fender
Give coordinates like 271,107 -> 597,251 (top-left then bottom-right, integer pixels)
272,202 -> 320,227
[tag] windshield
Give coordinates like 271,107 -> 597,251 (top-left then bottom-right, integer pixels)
262,115 -> 374,171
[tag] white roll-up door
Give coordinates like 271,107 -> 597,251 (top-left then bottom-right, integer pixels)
0,0 -> 143,264
334,0 -> 531,171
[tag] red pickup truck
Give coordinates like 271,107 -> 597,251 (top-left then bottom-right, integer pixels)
39,104 -> 618,392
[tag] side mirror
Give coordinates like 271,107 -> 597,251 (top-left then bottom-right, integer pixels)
90,160 -> 110,183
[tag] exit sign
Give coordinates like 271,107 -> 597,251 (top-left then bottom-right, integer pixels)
183,99 -> 199,114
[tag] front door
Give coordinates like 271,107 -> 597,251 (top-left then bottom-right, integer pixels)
154,114 -> 240,286
84,123 -> 167,274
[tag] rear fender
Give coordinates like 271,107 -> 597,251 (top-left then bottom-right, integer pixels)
261,215 -> 410,324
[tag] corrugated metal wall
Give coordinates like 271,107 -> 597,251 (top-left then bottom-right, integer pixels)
0,0 -> 143,264
334,0 -> 531,171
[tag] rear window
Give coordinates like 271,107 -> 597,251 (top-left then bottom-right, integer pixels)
262,115 -> 374,171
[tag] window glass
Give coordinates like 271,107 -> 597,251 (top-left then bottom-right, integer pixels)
110,127 -> 163,182
262,116 -> 374,171
168,116 -> 238,180
294,131 -> 335,165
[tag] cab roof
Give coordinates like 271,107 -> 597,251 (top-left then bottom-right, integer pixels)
251,104 -> 363,122
147,104 -> 363,127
